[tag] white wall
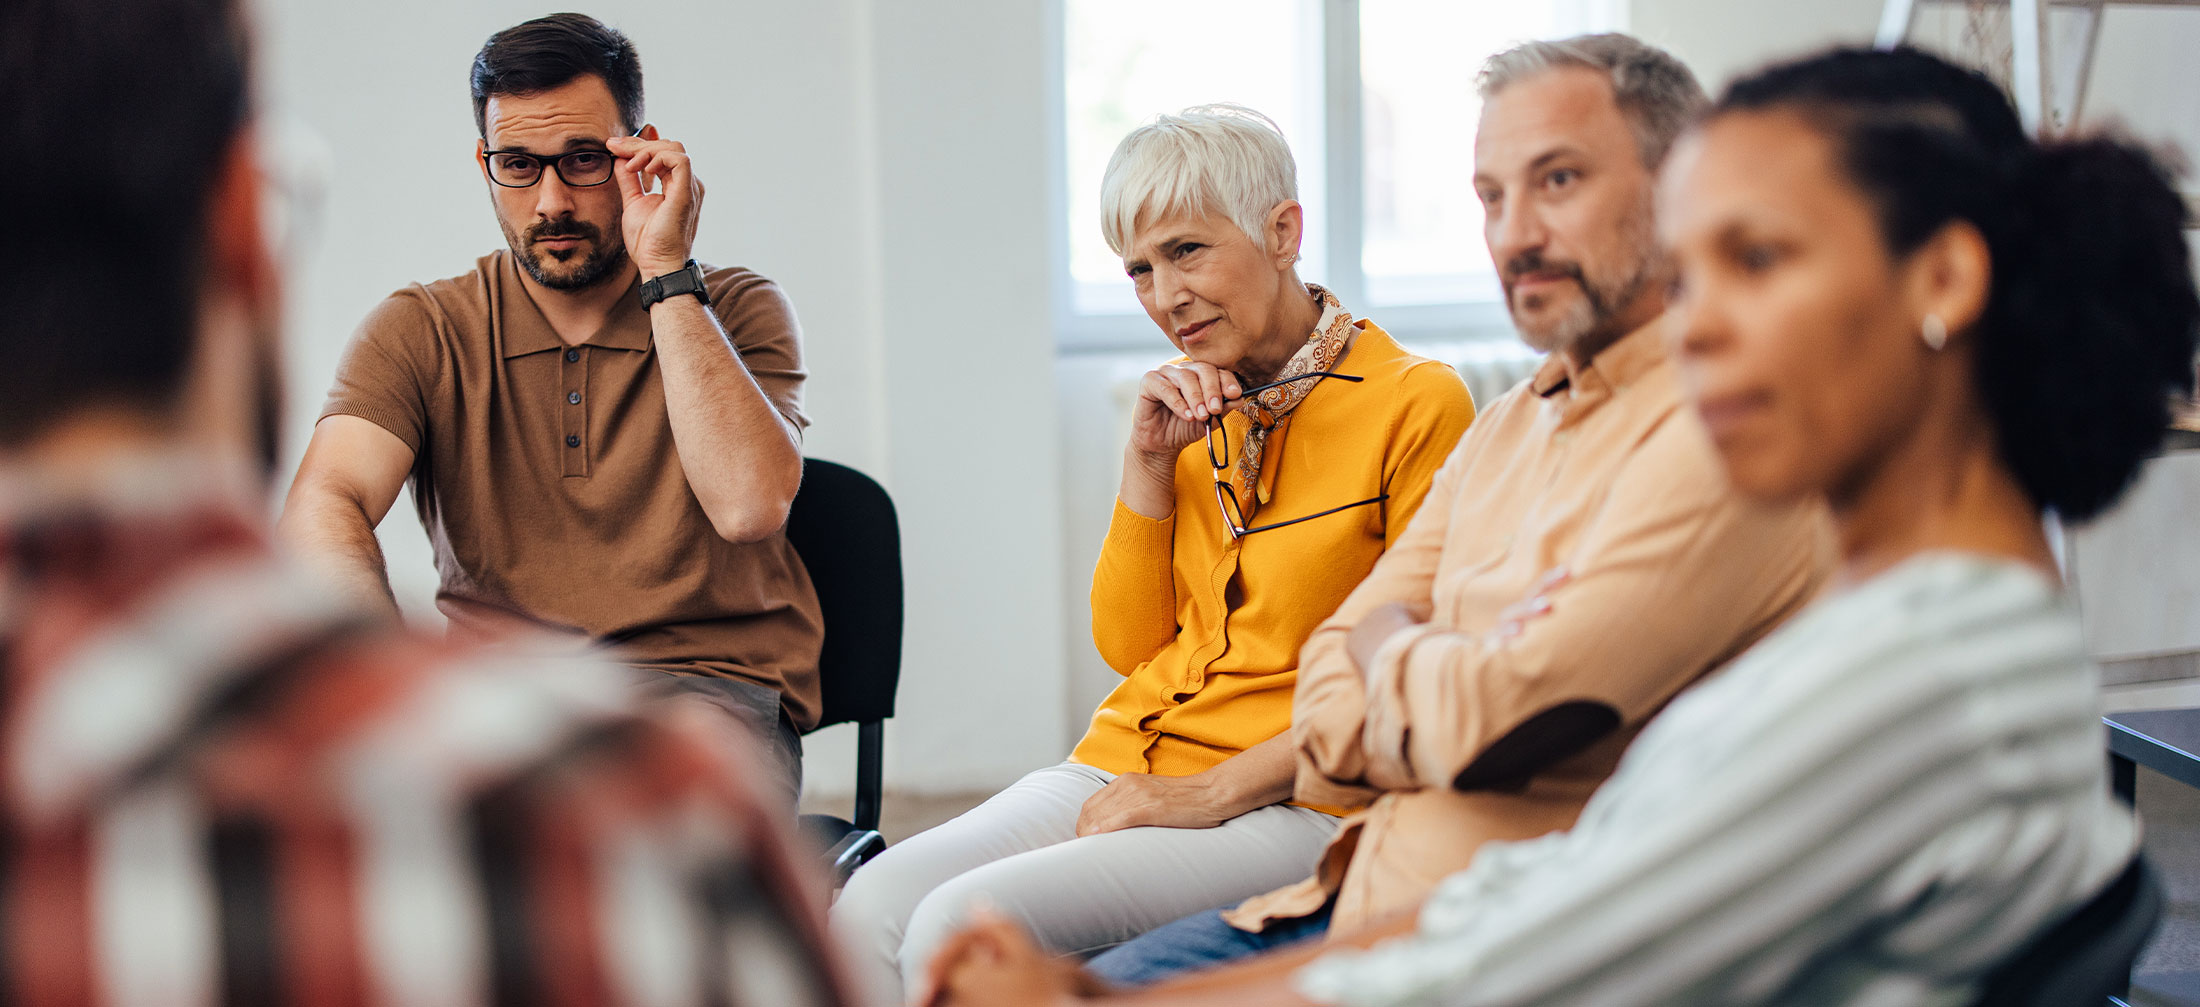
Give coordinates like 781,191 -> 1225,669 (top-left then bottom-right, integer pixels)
258,0 -> 1067,799
1629,0 -> 1878,89
261,0 -> 2200,801
867,0 -> 1070,793
2081,5 -> 2200,147
258,0 -> 893,522
1630,0 -> 2200,152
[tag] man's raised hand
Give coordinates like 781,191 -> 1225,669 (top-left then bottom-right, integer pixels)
609,130 -> 703,279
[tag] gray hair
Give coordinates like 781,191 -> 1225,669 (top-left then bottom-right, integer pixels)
1099,103 -> 1298,257
1478,33 -> 1707,169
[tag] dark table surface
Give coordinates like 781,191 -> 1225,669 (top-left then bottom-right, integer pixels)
2110,709 -> 2200,793
2106,710 -> 2200,1005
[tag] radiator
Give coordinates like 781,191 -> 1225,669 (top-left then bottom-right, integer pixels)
1414,338 -> 1547,410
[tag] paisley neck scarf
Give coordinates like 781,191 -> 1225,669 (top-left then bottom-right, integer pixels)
1226,283 -> 1355,518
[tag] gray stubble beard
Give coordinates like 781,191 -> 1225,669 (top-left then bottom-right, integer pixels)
1510,196 -> 1662,356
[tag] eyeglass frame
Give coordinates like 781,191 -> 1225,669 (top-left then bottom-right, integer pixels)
1207,370 -> 1390,539
479,127 -> 645,189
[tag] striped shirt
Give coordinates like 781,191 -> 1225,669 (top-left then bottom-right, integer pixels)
0,459 -> 855,1006
1296,553 -> 2137,1007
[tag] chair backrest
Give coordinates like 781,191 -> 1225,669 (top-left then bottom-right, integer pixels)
1973,854 -> 2162,1007
784,458 -> 905,731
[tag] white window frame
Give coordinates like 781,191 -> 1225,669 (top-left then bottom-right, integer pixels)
1050,0 -> 1621,354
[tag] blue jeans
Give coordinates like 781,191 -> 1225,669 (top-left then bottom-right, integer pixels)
1084,901 -> 1335,989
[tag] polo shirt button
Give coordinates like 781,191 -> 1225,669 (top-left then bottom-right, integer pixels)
564,348 -> 579,363
568,391 -> 581,404
565,435 -> 580,448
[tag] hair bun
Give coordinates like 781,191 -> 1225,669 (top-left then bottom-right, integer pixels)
1980,135 -> 2199,521
1717,47 -> 2200,522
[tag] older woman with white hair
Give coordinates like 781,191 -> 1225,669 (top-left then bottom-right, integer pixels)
831,104 -> 1473,1003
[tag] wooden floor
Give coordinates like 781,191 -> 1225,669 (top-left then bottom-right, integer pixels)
800,789 -> 989,846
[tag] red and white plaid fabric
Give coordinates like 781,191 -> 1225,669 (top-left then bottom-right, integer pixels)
0,456 -> 854,1006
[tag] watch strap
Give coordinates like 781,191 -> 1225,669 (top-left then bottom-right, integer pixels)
640,260 -> 710,310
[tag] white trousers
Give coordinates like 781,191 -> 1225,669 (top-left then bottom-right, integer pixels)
830,761 -> 1338,1005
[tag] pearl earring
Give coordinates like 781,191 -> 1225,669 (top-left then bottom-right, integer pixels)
1920,314 -> 1948,352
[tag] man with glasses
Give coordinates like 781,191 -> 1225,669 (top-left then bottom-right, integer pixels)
280,13 -> 820,807
0,0 -> 855,1001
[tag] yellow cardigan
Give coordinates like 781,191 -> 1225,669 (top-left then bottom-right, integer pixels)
1070,323 -> 1474,814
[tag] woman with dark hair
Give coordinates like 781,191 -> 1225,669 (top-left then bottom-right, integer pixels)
916,45 -> 2198,1007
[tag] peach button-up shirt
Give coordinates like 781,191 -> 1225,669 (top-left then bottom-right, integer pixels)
1229,322 -> 1832,934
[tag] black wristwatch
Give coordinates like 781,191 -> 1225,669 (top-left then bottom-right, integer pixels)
639,260 -> 710,310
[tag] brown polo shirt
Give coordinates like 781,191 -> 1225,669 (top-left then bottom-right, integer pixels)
321,250 -> 823,729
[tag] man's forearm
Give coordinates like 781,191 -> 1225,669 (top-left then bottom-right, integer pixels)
276,493 -> 401,619
649,296 -> 802,542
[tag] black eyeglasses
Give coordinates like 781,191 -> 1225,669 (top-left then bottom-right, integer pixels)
481,129 -> 644,188
481,148 -> 617,188
1208,370 -> 1389,539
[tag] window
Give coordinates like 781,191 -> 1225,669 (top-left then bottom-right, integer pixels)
1059,0 -> 1623,347
1062,0 -> 1327,317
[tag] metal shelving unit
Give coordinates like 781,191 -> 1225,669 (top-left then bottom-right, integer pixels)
1875,0 -> 2200,222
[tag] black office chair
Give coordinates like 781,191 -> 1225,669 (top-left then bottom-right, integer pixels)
785,457 -> 904,886
1972,854 -> 2163,1007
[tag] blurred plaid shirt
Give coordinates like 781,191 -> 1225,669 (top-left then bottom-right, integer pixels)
0,457 -> 855,1006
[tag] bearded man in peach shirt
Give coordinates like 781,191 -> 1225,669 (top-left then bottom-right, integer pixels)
958,33 -> 1837,995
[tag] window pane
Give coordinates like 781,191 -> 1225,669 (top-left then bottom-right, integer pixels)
1065,0 -> 1325,315
1360,0 -> 1621,306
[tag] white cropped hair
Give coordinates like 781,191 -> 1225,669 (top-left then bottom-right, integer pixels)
1098,103 -> 1298,258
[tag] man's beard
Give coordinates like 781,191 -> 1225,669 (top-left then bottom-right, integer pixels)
504,216 -> 630,291
1500,201 -> 1660,355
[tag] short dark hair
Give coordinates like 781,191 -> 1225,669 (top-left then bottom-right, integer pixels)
0,0 -> 251,447
1717,47 -> 2200,522
470,13 -> 644,138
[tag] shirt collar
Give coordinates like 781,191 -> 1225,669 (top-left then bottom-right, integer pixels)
1530,317 -> 1669,404
495,250 -> 654,359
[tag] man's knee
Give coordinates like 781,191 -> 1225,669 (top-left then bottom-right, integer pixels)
1085,909 -> 1229,986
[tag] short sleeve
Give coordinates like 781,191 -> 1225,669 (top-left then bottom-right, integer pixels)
320,290 -> 442,455
707,270 -> 810,434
